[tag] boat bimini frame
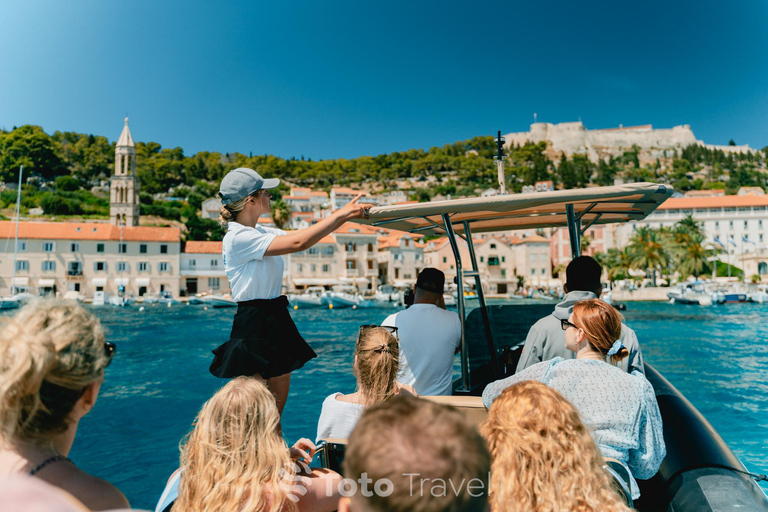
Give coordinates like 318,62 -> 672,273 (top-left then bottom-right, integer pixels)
355,182 -> 674,391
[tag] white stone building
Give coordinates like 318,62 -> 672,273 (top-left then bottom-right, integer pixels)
180,241 -> 228,296
110,118 -> 140,226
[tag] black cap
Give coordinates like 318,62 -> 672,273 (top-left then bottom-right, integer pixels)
416,268 -> 445,293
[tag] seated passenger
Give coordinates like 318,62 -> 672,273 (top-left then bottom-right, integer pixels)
316,325 -> 415,441
483,299 -> 665,500
516,256 -> 645,375
165,377 -> 341,512
482,380 -> 631,512
340,395 -> 490,512
381,268 -> 461,396
0,300 -> 129,511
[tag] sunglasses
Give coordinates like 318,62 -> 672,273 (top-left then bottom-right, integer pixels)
104,341 -> 116,367
359,324 -> 398,338
560,319 -> 580,331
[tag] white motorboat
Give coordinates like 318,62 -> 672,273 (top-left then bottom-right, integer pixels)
92,291 -> 110,306
374,284 -> 400,302
667,282 -> 710,305
442,293 -> 457,307
322,285 -> 361,309
748,285 -> 768,304
346,181 -> 768,510
201,294 -> 237,308
0,293 -> 33,310
288,287 -> 325,309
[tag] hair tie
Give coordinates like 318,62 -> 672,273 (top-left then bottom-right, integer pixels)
606,340 -> 624,357
375,345 -> 391,354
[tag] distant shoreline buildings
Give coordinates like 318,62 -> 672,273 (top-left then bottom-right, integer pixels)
1,119 -> 766,300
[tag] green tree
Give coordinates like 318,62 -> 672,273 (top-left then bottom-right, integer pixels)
628,226 -> 668,287
0,125 -> 67,181
270,199 -> 291,230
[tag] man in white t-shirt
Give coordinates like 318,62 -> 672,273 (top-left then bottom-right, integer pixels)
382,268 -> 461,396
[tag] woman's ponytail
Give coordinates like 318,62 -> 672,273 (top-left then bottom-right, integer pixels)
354,328 -> 400,407
0,319 -> 56,441
0,300 -> 109,442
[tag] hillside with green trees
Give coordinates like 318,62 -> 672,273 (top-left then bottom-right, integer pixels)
1,124 -> 766,241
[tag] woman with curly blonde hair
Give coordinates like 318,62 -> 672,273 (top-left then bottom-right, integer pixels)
162,377 -> 340,512
482,381 -> 630,512
0,300 -> 128,511
483,299 -> 665,501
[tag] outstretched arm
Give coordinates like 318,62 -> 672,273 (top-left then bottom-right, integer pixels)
265,194 -> 371,256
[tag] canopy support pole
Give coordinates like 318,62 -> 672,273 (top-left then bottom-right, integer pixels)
443,214 -> 470,392
463,221 -> 498,380
566,204 -> 582,259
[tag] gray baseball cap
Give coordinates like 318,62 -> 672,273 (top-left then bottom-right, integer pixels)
218,167 -> 280,205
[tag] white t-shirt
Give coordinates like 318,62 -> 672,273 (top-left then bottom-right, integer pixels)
382,304 -> 461,396
316,393 -> 365,441
223,222 -> 286,302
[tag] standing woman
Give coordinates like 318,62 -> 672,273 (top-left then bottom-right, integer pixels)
209,168 -> 372,415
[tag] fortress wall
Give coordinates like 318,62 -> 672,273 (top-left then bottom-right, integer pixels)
503,122 -> 756,164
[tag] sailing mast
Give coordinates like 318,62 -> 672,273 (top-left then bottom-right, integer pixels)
9,166 -> 23,295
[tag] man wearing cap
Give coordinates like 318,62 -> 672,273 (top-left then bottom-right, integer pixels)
210,167 -> 372,416
381,268 -> 461,396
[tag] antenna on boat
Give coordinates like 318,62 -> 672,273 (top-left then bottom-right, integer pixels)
494,131 -> 506,194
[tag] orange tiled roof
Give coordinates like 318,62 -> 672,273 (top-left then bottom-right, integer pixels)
0,221 -> 180,242
283,196 -> 310,201
184,241 -> 222,254
657,195 -> 768,210
309,191 -> 329,197
332,187 -> 364,195
334,222 -> 379,235
517,234 -> 550,244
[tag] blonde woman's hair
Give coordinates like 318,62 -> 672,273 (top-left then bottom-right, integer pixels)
481,381 -> 629,512
0,300 -> 109,443
572,299 -> 628,362
354,326 -> 399,407
173,377 -> 297,512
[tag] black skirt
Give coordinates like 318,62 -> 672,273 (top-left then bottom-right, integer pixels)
209,296 -> 317,379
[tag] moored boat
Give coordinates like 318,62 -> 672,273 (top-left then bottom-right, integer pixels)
288,286 -> 325,309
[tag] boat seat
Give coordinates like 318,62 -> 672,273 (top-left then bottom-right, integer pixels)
316,438 -> 347,474
422,395 -> 488,427
603,457 -> 634,508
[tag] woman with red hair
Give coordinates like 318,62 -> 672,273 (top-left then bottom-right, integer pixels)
483,299 -> 665,501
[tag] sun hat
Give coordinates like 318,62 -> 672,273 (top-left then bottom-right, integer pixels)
218,168 -> 280,205
416,268 -> 445,293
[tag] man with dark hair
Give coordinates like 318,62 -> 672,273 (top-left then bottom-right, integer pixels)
381,268 -> 461,395
516,255 -> 644,375
339,396 -> 490,512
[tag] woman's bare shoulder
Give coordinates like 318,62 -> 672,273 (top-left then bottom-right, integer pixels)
44,465 -> 130,511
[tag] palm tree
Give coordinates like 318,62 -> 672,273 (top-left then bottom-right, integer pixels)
676,233 -> 715,279
628,226 -> 668,287
270,199 -> 291,230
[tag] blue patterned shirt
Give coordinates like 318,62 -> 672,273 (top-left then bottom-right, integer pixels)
482,357 -> 666,499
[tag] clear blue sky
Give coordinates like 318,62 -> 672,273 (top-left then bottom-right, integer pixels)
1,0 -> 766,160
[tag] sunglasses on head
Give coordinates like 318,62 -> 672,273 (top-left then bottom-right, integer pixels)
560,319 -> 580,331
359,324 -> 398,337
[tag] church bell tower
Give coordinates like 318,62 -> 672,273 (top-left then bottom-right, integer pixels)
110,117 -> 140,226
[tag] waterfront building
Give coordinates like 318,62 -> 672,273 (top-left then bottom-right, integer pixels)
200,197 -> 222,220
550,224 -> 622,269
110,118 -> 140,226
0,221 -> 181,297
376,232 -> 425,286
425,234 -> 553,293
180,241 -> 228,296
289,223 -> 380,292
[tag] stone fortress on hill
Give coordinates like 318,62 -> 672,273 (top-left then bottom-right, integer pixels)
503,121 -> 756,164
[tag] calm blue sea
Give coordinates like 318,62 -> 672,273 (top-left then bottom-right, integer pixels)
7,300 -> 768,508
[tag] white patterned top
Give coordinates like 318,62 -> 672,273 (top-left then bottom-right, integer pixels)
482,357 -> 666,499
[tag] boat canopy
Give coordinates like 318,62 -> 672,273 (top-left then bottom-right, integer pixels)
353,182 -> 674,393
356,182 -> 673,235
